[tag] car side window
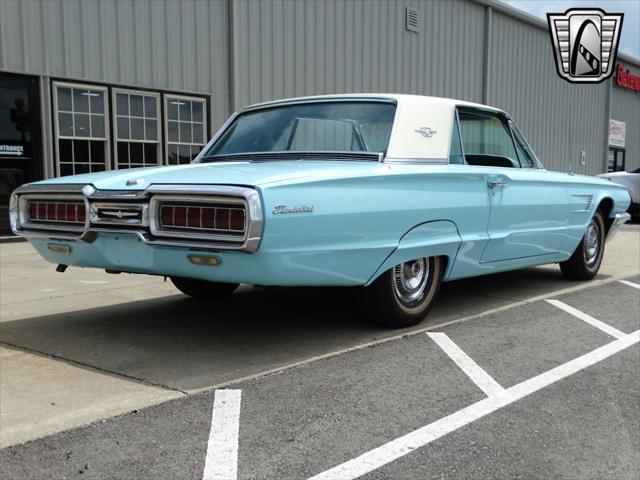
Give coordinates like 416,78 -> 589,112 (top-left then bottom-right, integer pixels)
510,123 -> 536,168
457,110 -> 520,168
448,114 -> 464,164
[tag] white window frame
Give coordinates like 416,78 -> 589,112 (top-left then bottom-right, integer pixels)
111,88 -> 162,169
52,81 -> 110,175
163,93 -> 208,165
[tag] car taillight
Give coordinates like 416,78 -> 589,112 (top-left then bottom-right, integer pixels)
27,200 -> 86,225
159,204 -> 246,234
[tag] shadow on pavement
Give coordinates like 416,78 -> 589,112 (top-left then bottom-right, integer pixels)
0,266 -> 601,391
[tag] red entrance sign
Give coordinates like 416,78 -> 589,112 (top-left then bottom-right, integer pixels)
616,64 -> 640,92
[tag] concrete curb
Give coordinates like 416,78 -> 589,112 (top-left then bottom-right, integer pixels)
0,236 -> 25,244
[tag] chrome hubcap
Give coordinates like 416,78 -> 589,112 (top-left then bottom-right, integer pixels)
393,258 -> 430,306
583,220 -> 600,267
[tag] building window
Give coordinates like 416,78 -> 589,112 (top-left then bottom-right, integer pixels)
53,82 -> 109,176
113,89 -> 161,169
165,95 -> 207,165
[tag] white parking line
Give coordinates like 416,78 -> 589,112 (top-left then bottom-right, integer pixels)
545,299 -> 625,339
618,280 -> 640,290
308,330 -> 640,480
203,389 -> 242,480
427,332 -> 504,397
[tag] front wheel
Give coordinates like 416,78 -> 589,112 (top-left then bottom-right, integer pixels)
170,277 -> 239,298
560,211 -> 606,280
365,256 -> 444,328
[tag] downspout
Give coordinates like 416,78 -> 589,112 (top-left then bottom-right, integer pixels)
602,74 -> 612,174
482,5 -> 492,104
226,0 -> 236,116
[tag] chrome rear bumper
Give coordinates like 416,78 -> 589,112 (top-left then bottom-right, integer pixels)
10,183 -> 264,252
606,212 -> 631,241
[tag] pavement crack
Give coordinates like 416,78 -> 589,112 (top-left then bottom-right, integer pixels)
0,340 -> 189,396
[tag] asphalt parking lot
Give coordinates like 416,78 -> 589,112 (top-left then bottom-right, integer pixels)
1,225 -> 639,479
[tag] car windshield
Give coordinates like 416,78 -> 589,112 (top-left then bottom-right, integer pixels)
201,101 -> 396,161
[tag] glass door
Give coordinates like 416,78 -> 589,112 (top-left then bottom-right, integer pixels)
0,73 -> 42,235
607,148 -> 626,172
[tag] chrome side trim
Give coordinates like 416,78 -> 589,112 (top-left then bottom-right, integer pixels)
570,194 -> 594,213
606,212 -> 631,241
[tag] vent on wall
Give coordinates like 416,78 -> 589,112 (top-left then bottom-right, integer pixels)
405,6 -> 419,33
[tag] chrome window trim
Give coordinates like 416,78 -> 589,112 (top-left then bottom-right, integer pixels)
239,96 -> 398,112
455,106 -> 523,169
508,121 -> 536,169
202,151 -> 383,163
10,184 -> 264,253
507,119 -> 544,169
193,112 -> 239,164
454,107 -> 467,165
384,157 -> 448,165
198,98 -> 397,163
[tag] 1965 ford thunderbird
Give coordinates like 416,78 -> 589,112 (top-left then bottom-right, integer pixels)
10,95 -> 631,327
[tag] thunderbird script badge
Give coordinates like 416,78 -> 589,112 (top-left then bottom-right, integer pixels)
272,205 -> 314,215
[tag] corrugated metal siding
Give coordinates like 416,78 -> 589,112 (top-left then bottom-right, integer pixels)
487,11 -> 608,175
0,0 -> 230,128
1,0 -> 638,175
230,0 -> 485,109
610,62 -> 640,172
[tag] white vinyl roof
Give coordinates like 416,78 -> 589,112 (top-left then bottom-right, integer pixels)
241,94 -> 505,160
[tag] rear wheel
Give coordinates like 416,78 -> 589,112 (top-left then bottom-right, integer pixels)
365,256 -> 444,328
170,277 -> 239,298
560,210 -> 606,280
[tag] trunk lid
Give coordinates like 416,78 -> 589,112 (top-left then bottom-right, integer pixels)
33,160 -> 386,190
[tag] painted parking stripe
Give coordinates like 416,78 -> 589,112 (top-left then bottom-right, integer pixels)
308,330 -> 640,480
545,299 -> 625,339
427,332 -> 504,397
618,279 -> 640,290
203,389 -> 242,480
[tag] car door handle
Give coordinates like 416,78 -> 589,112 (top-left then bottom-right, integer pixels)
487,180 -> 507,189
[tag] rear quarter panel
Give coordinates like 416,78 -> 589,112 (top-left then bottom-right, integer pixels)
257,164 -> 491,285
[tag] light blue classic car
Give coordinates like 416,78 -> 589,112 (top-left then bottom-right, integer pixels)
10,95 -> 631,327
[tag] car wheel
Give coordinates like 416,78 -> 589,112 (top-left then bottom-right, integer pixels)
366,256 -> 443,328
170,276 -> 239,298
560,210 -> 606,281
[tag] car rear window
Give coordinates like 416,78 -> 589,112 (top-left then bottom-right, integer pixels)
203,101 -> 396,158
